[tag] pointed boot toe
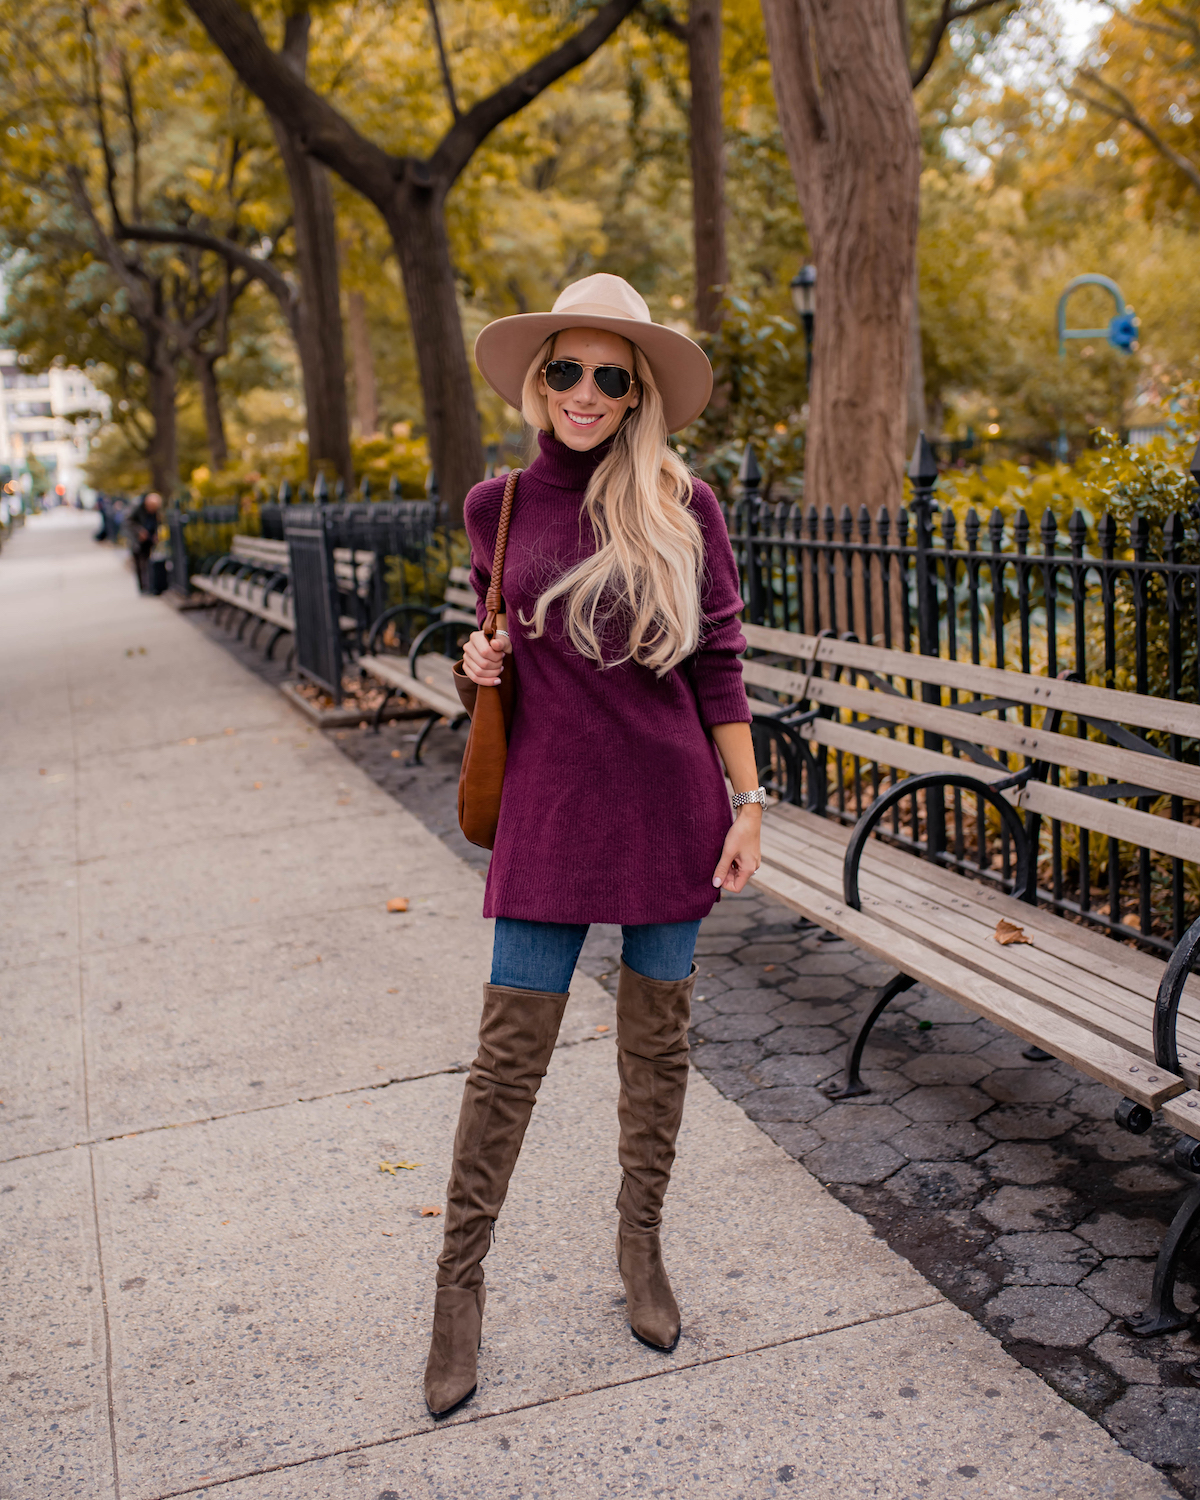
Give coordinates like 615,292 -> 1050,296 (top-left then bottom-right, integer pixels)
424,1285 -> 485,1418
617,1227 -> 680,1352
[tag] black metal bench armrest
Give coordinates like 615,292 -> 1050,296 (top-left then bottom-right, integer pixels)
407,616 -> 475,677
209,555 -> 240,578
1155,915 -> 1200,1075
366,602 -> 446,654
772,704 -> 821,727
842,768 -> 1036,910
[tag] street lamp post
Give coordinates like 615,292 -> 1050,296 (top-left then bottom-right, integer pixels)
1054,274 -> 1139,463
790,265 -> 816,387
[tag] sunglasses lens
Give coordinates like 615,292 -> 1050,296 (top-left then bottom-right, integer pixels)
594,366 -> 632,399
544,359 -> 583,392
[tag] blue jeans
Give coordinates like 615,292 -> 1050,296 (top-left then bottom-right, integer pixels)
491,918 -> 700,993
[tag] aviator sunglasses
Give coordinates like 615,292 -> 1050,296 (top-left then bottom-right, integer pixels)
542,358 -> 635,401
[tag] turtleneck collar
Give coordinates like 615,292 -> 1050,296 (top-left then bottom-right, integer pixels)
526,429 -> 614,491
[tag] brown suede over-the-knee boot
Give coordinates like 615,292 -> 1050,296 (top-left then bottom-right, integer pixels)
423,981 -> 569,1417
614,961 -> 695,1352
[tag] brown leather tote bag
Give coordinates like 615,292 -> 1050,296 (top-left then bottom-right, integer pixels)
452,468 -> 520,850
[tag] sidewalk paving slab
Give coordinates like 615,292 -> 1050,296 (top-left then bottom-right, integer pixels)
208,1303 -> 1176,1500
89,1041 -> 940,1499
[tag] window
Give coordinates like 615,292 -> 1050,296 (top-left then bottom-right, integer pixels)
10,401 -> 53,417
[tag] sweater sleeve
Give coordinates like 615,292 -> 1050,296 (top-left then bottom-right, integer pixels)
463,476 -> 507,628
690,480 -> 752,728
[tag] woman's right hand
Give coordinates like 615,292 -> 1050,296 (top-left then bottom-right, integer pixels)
462,628 -> 512,686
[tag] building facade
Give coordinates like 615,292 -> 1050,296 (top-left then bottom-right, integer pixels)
0,352 -> 110,503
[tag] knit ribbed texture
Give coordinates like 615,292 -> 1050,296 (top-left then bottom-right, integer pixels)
465,432 -> 751,925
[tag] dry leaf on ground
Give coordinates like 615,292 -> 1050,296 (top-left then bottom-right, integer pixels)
379,1160 -> 420,1175
419,1206 -> 442,1217
994,918 -> 1033,946
386,897 -> 409,913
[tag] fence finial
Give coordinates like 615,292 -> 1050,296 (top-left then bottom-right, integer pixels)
738,443 -> 761,489
907,431 -> 938,490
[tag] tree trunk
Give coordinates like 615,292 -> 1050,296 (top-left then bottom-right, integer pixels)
272,119 -> 353,485
384,185 -> 482,527
906,260 -> 927,452
194,351 -> 230,470
759,0 -> 920,512
688,0 -> 728,336
147,337 -> 178,497
346,289 -> 379,437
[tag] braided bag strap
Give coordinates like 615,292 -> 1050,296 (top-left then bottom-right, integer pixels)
482,468 -> 520,637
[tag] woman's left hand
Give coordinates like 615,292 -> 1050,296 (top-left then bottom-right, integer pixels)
711,808 -> 762,893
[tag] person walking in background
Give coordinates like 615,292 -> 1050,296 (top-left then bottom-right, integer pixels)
126,491 -> 162,592
423,274 -> 765,1418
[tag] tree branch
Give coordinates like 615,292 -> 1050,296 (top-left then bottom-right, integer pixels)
427,0 -> 461,121
911,0 -> 1005,89
117,223 -> 299,312
429,0 -> 642,187
640,1 -> 689,44
183,0 -> 402,206
1071,67 -> 1200,195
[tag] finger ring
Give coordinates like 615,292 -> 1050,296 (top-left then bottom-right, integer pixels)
495,629 -> 510,638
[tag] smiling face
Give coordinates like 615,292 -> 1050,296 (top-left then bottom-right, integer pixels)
538,327 -> 640,451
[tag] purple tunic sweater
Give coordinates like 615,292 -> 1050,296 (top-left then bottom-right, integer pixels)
464,432 -> 751,926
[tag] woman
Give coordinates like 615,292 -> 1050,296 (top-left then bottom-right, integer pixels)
424,273 -> 764,1417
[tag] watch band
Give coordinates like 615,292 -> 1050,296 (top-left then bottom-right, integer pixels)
732,787 -> 767,811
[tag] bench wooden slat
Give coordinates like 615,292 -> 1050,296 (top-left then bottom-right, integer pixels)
743,659 -> 1200,803
760,820 -> 1200,1085
759,824 -> 1184,1071
357,653 -> 464,720
1162,1091 -> 1200,1135
750,857 -> 1185,1108
769,801 -> 1200,1027
769,710 -> 1200,863
743,623 -> 1200,741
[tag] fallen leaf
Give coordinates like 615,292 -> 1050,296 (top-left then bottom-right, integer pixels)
763,964 -> 776,972
224,727 -> 236,736
994,918 -> 1033,946
387,987 -> 399,994
419,1206 -> 442,1217
381,1231 -> 393,1237
337,797 -> 351,805
379,1160 -> 420,1175
253,781 -> 263,790
390,749 -> 402,759
183,737 -> 198,745
596,1025 -> 610,1033
386,897 -> 409,913
38,768 -> 46,775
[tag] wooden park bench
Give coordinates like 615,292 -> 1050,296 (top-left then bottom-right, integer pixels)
191,535 -> 376,659
357,564 -> 478,762
741,623 -> 1200,1338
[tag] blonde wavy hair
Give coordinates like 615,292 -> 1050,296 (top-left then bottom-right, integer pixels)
518,334 -> 704,676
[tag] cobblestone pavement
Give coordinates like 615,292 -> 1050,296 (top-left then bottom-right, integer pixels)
187,608 -> 1200,1496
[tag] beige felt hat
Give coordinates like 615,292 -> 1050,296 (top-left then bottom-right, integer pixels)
474,273 -> 713,434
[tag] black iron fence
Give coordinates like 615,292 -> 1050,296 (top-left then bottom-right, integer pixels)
728,437 -> 1200,957
169,494 -> 442,610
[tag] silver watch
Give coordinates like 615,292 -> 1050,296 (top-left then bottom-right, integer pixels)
732,787 -> 767,811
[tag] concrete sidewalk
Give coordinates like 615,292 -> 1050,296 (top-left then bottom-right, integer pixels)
0,510 -> 1175,1499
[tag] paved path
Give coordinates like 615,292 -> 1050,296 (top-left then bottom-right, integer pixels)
0,510 -> 1177,1499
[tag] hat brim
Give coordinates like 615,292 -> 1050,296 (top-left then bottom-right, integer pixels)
474,312 -> 713,434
